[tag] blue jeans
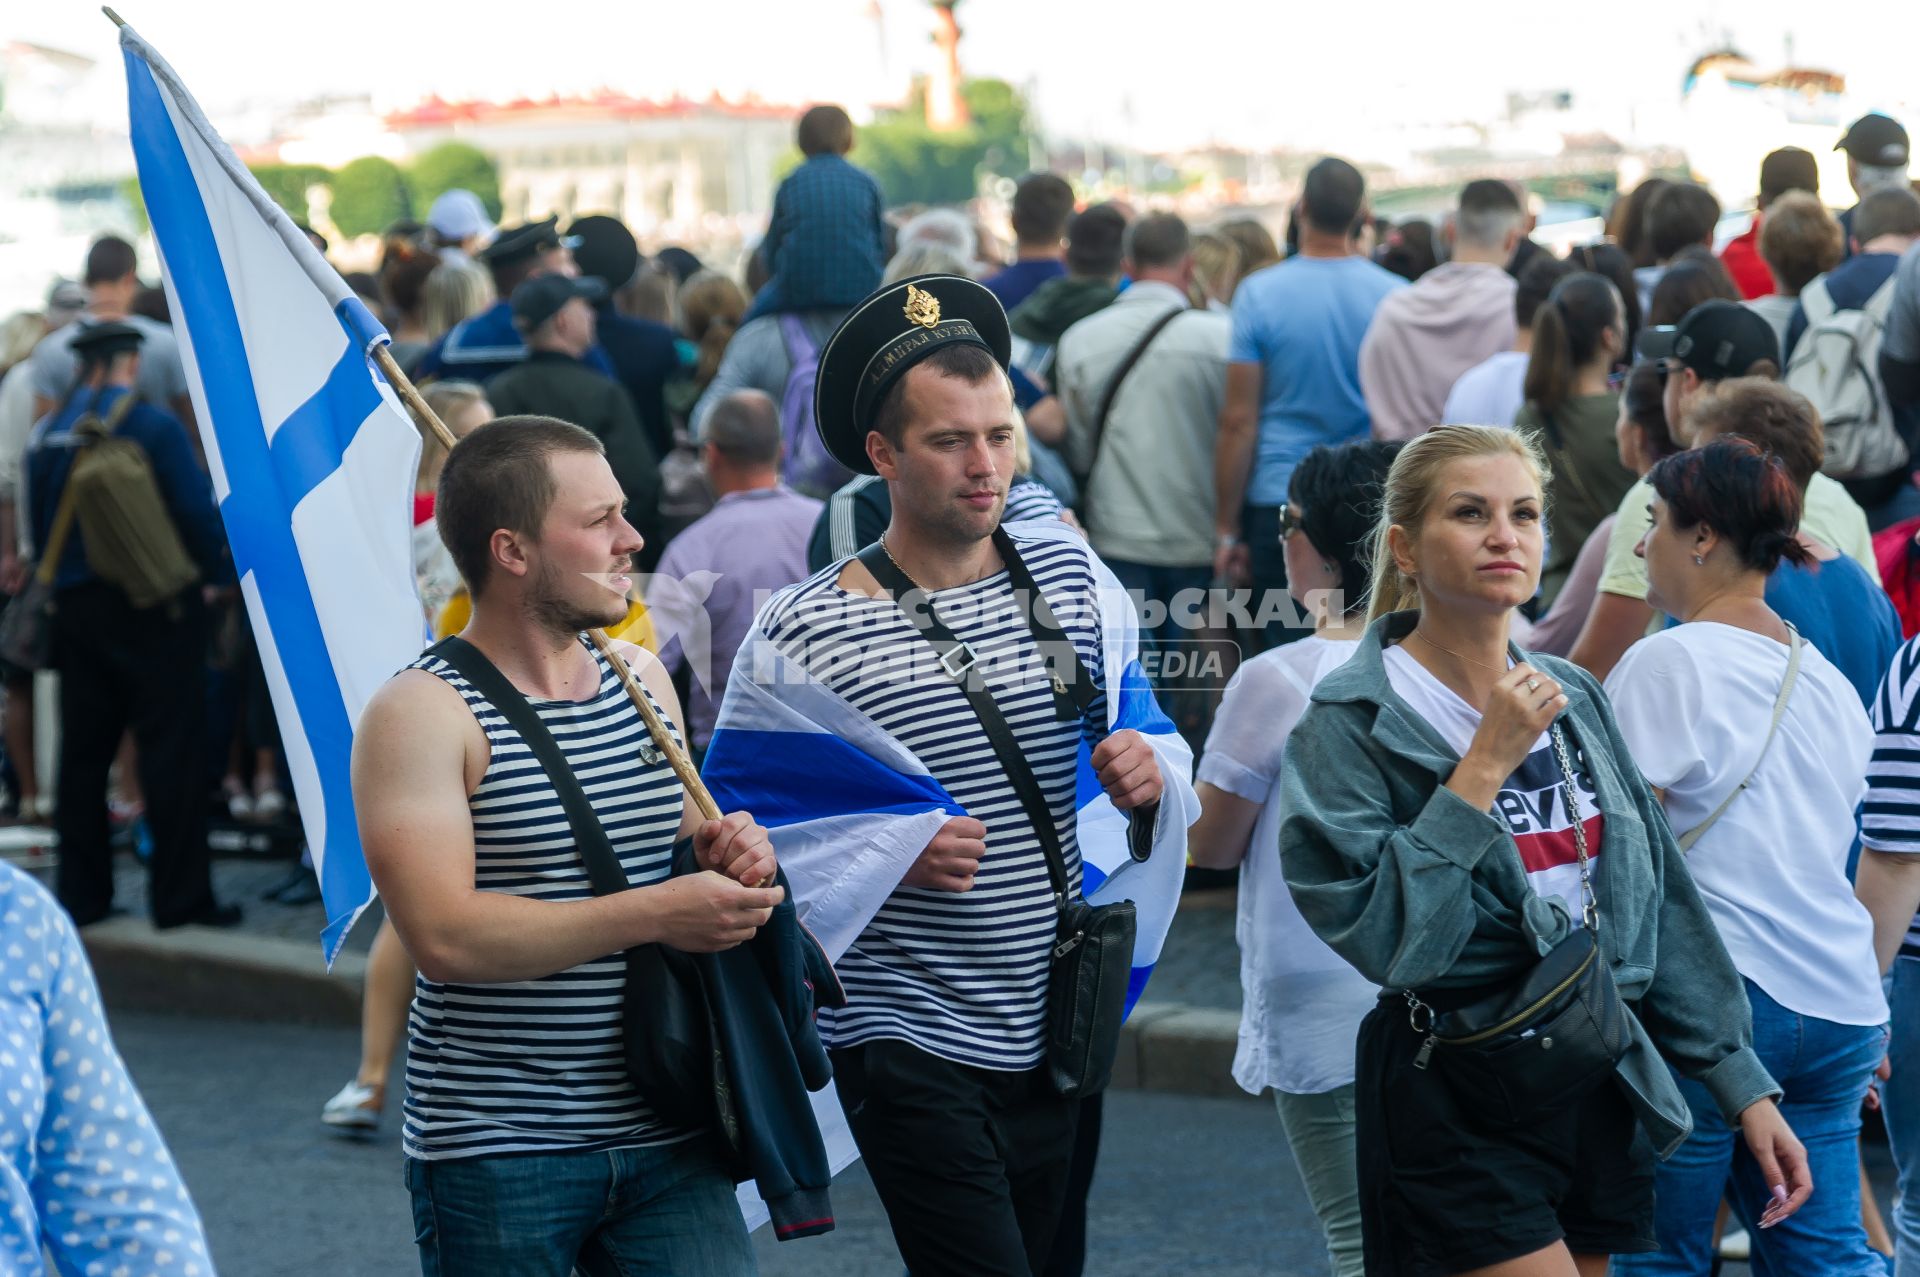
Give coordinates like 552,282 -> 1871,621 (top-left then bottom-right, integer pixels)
1885,960 -> 1920,1277
1616,978 -> 1887,1276
404,1136 -> 756,1276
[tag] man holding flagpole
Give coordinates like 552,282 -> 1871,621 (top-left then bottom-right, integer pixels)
352,416 -> 785,1273
117,18 -> 833,1268
703,274 -> 1199,1277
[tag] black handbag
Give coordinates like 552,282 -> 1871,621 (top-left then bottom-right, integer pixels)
427,636 -> 741,1154
855,527 -> 1147,1098
1405,721 -> 1630,1128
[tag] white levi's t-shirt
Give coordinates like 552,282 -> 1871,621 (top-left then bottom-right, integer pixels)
1382,646 -> 1604,923
1606,623 -> 1885,1027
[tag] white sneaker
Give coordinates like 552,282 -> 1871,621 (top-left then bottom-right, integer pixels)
252,787 -> 287,822
320,1080 -> 383,1131
1718,1227 -> 1752,1260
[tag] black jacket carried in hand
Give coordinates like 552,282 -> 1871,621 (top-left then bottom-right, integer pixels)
670,842 -> 846,1240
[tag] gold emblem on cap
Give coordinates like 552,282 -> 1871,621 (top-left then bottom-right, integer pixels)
903,283 -> 941,330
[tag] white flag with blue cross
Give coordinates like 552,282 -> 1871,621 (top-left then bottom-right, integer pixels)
119,22 -> 428,962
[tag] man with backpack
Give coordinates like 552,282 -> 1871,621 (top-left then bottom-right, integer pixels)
1785,186 -> 1920,527
22,322 -> 237,929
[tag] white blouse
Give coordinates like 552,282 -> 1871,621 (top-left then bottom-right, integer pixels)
1198,635 -> 1378,1095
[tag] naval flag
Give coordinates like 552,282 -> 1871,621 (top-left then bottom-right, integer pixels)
119,22 -> 428,962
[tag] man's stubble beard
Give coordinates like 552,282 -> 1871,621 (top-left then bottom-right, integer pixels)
523,557 -> 628,638
900,472 -> 1002,552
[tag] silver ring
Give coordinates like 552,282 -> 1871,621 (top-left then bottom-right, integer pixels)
1526,678 -> 1541,692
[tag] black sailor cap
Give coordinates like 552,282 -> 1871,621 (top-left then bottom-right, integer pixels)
813,273 -> 1013,475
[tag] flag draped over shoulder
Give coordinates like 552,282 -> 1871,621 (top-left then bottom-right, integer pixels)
705,519 -> 1197,1225
120,25 -> 428,963
705,516 -> 1199,1006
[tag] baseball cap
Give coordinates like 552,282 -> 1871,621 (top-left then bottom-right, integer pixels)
511,274 -> 607,332
1836,114 -> 1910,168
1638,300 -> 1780,382
426,189 -> 496,244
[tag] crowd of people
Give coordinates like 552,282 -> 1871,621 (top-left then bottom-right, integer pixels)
12,92 -> 1920,1275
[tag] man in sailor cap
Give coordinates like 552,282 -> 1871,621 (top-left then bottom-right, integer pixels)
704,275 -> 1191,1277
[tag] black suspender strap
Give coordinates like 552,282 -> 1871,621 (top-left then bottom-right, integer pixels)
427,635 -> 631,897
854,527 -> 1157,905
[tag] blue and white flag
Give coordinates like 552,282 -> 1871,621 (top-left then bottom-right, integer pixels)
120,25 -> 428,963
704,516 -> 1198,1006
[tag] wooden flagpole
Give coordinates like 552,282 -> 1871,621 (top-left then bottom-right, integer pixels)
370,346 -> 724,822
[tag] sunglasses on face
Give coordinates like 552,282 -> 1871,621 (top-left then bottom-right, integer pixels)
1277,505 -> 1302,540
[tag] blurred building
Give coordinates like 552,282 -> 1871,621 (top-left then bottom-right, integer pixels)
0,40 -> 136,312
385,93 -> 800,241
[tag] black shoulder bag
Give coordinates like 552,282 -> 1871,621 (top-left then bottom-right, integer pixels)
427,636 -> 741,1155
1403,720 -> 1629,1128
855,527 -> 1146,1097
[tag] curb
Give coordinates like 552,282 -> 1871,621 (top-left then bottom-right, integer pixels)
84,919 -> 366,1027
82,925 -> 1254,1100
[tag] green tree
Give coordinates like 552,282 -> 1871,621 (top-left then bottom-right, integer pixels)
120,177 -> 149,235
328,156 -> 412,238
247,163 -> 330,223
854,77 -> 1034,206
960,78 -> 1030,181
408,143 -> 502,221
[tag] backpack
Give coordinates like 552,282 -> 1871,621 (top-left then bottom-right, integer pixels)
1784,273 -> 1907,481
777,314 -> 854,499
67,399 -> 201,609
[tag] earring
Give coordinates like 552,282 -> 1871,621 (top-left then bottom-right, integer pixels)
1693,554 -> 1704,566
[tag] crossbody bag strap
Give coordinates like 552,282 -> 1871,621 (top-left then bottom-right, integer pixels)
855,542 -> 1076,910
1677,624 -> 1804,851
990,525 -> 1101,721
1081,305 -> 1184,486
428,635 -> 633,897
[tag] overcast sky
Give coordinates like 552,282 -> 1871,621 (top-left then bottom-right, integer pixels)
12,0 -> 1920,152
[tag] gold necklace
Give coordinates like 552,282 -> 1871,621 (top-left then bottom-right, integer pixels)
1410,627 -> 1510,674
876,533 -> 923,587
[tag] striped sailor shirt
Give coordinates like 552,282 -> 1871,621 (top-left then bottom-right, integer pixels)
1865,634 -> 1920,961
760,534 -> 1108,1070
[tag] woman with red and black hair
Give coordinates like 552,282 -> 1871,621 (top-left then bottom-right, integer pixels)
1606,435 -> 1889,1275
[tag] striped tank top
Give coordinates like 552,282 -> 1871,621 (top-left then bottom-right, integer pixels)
402,639 -> 692,1161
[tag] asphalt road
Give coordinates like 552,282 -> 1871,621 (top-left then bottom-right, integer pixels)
110,1009 -> 1335,1276
108,1006 -> 1902,1276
